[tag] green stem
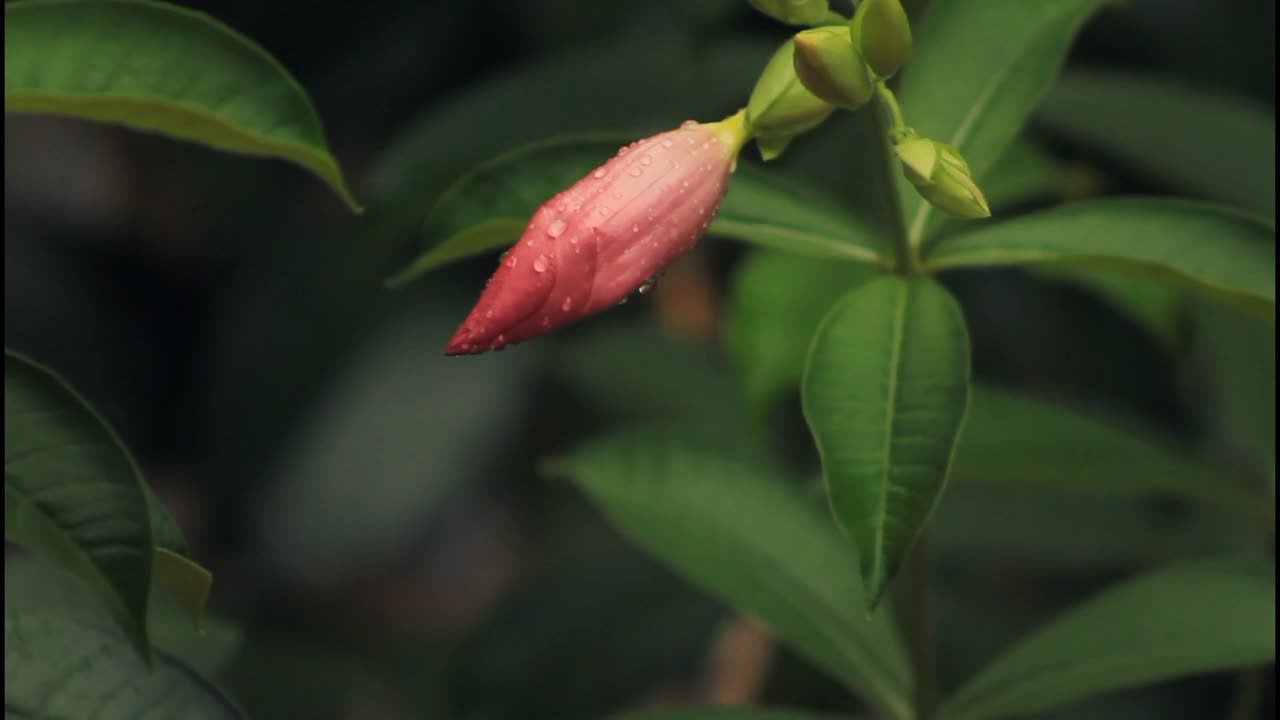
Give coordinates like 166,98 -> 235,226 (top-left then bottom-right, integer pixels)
907,532 -> 938,720
875,82 -> 910,141
869,85 -> 915,273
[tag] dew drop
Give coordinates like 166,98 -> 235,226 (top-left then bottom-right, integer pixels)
629,166 -> 643,177
592,168 -> 607,178
617,145 -> 630,156
631,224 -> 641,233
533,255 -> 549,272
541,316 -> 552,328
547,218 -> 568,237
596,206 -> 610,217
680,119 -> 698,129
505,255 -> 518,268
662,139 -> 674,148
484,310 -> 494,319
561,297 -> 574,312
637,276 -> 658,295
641,155 -> 653,166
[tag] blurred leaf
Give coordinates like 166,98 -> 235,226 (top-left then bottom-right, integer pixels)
953,386 -> 1266,523
153,547 -> 213,629
1037,70 -> 1276,218
932,482 -> 1259,572
4,349 -> 153,661
386,134 -> 885,287
896,0 -> 1106,244
925,198 -> 1276,318
1193,303 -> 1276,484
613,708 -> 852,720
942,561 -> 1276,720
802,277 -> 971,608
980,140 -> 1062,210
254,305 -> 534,584
727,251 -> 881,416
1031,265 -> 1183,347
3,0 -> 360,211
366,38 -> 774,241
557,432 -> 913,719
5,607 -> 243,718
6,554 -> 242,677
551,322 -> 746,438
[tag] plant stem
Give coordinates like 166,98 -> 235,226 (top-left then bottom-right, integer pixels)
875,82 -> 910,140
869,86 -> 915,273
907,531 -> 938,720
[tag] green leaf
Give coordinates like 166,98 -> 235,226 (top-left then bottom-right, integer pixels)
980,139 -> 1063,210
556,432 -> 913,720
952,386 -> 1268,524
4,0 -> 360,211
727,250 -> 880,416
3,350 -> 215,659
802,276 -> 972,608
925,198 -> 1276,318
4,349 -> 154,661
385,134 -> 886,287
1037,70 -> 1276,218
942,561 -> 1276,720
6,553 -> 242,677
5,607 -> 244,718
896,0 -> 1106,245
612,708 -> 852,720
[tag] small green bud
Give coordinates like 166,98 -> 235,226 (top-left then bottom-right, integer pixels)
747,39 -> 835,153
895,137 -> 991,219
748,0 -> 830,26
851,0 -> 912,78
792,26 -> 874,109
756,133 -> 796,161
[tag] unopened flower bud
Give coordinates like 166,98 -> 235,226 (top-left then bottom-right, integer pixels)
447,113 -> 750,355
851,0 -> 912,78
748,0 -> 830,26
792,26 -> 874,109
894,137 -> 991,219
747,39 -> 835,160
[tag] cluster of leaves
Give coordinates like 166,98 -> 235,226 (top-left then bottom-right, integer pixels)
4,0 -> 1275,719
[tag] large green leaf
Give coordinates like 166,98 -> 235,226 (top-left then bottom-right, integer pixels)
1037,70 -> 1276,218
942,561 -> 1276,720
5,608 -> 244,719
802,276 -> 971,608
4,350 -> 213,660
925,198 -> 1276,318
4,0 -> 359,211
953,386 -> 1267,523
4,350 -> 153,660
727,250 -> 881,416
613,709 -> 852,720
895,0 -> 1106,245
1031,264 -> 1184,347
386,134 -> 886,287
555,432 -> 913,720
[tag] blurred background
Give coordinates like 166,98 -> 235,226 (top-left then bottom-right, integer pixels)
4,0 -> 1275,717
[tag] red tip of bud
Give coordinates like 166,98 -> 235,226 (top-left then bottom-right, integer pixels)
446,122 -> 739,355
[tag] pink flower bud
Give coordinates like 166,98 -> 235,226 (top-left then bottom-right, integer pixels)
446,113 -> 749,355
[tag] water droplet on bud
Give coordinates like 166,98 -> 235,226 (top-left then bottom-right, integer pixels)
680,119 -> 698,129
561,297 -> 573,311
628,167 -> 643,177
592,168 -> 607,178
547,218 -> 568,237
533,255 -> 549,272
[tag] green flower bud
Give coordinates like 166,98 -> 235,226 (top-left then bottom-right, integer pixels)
747,39 -> 835,159
792,26 -> 874,109
895,137 -> 991,219
851,0 -> 912,78
748,0 -> 830,26
756,133 -> 796,161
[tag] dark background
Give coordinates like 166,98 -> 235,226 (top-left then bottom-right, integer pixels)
4,0 -> 1275,717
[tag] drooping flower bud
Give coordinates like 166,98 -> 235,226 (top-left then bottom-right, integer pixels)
446,112 -> 750,355
746,40 -> 835,160
792,26 -> 874,109
747,0 -> 830,26
894,137 -> 991,219
850,0 -> 912,78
